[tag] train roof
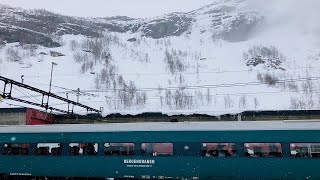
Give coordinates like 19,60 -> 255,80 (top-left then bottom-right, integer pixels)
1,120 -> 320,133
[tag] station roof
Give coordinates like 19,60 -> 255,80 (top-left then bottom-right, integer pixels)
0,108 -> 26,113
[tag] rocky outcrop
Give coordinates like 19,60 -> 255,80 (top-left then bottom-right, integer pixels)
0,26 -> 60,47
0,0 -> 263,43
50,51 -> 65,57
91,0 -> 262,40
0,6 -> 102,47
139,13 -> 193,39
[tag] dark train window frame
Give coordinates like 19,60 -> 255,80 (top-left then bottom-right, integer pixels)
141,143 -> 174,156
244,143 -> 283,158
201,143 -> 237,157
2,143 -> 31,156
36,143 -> 61,156
290,143 -> 320,158
69,143 -> 98,156
104,143 -> 135,156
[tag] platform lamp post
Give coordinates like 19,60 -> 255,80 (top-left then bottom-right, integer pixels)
21,75 -> 24,84
46,62 -> 58,110
49,62 -> 58,93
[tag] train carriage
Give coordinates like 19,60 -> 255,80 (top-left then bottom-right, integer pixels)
1,121 -> 320,179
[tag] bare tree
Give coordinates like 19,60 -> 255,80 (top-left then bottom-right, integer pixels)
238,95 -> 247,109
301,79 -> 314,95
136,91 -> 147,106
224,94 -> 234,109
257,72 -> 263,82
256,72 -> 279,87
157,85 -> 163,95
254,97 -> 259,109
195,90 -> 204,106
144,53 -> 150,63
6,47 -> 21,62
94,75 -> 101,90
290,96 -> 306,110
206,88 -> 212,105
70,40 -> 78,51
165,90 -> 172,106
103,51 -> 112,67
264,73 -> 279,87
287,81 -> 299,92
173,89 -> 193,110
73,52 -> 89,63
164,49 -> 187,74
117,75 -> 124,87
179,74 -> 185,84
160,96 -> 164,108
81,38 -> 110,65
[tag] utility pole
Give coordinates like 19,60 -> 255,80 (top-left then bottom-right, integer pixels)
76,88 -> 80,104
46,62 -> 58,110
66,92 -> 70,113
48,62 -> 58,94
76,88 -> 80,121
71,88 -> 80,113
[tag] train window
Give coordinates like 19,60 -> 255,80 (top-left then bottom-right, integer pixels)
244,143 -> 282,157
104,143 -> 134,156
3,143 -> 30,155
69,143 -> 98,155
36,143 -> 61,155
141,143 -> 173,156
201,143 -> 236,157
290,143 -> 320,158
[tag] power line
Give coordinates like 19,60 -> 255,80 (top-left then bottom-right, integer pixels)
21,65 -> 320,77
80,76 -> 320,93
13,86 -> 41,104
49,88 -> 320,107
18,75 -> 320,101
24,81 -> 73,91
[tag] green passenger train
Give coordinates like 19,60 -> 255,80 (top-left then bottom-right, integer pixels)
0,121 -> 320,179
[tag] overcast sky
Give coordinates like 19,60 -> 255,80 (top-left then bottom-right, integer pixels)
0,0 -> 214,18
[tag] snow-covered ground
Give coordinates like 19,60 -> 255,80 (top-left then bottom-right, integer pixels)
0,0 -> 320,116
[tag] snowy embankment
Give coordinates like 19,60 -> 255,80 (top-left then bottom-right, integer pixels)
0,0 -> 320,116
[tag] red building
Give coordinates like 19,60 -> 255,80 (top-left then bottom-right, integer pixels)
0,108 -> 56,125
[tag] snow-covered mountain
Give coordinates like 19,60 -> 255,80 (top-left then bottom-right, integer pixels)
0,0 -> 319,116
0,0 -> 261,42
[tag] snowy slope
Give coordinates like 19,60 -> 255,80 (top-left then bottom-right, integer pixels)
0,0 -> 320,116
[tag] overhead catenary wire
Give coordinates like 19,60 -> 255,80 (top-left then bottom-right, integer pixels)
12,86 -> 42,104
49,88 -> 320,107
7,90 -> 320,115
23,81 -> 74,91
21,65 -> 320,77
79,76 -> 320,93
16,81 -> 98,99
18,64 -> 320,94
16,75 -> 320,101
